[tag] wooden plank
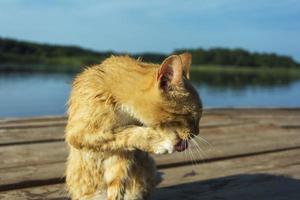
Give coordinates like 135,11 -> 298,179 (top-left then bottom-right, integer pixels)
1,148 -> 300,200
0,142 -> 67,169
0,111 -> 235,145
0,184 -> 68,200
0,126 -> 64,146
0,116 -> 66,125
1,108 -> 299,145
0,121 -> 66,130
1,123 -> 300,190
154,167 -> 300,200
201,109 -> 300,127
0,162 -> 65,191
1,122 -> 300,169
0,119 -> 249,146
157,149 -> 300,188
203,108 -> 300,115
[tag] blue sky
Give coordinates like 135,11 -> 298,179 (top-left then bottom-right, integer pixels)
0,0 -> 299,61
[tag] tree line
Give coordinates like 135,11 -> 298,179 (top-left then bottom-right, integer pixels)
0,37 -> 299,72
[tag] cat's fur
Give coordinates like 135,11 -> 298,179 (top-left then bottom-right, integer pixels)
65,53 -> 202,200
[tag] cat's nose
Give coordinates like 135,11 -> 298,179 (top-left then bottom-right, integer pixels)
195,128 -> 200,135
189,129 -> 200,139
193,125 -> 200,135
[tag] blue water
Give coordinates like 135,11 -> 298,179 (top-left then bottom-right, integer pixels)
0,73 -> 72,117
0,73 -> 300,118
196,82 -> 300,108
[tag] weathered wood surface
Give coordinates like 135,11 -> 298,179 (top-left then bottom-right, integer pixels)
0,109 -> 299,199
2,149 -> 300,200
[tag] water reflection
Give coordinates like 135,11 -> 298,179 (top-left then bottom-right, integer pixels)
190,70 -> 300,89
0,73 -> 73,117
0,71 -> 300,117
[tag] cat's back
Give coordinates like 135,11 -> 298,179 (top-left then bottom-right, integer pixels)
100,55 -> 158,76
68,55 -> 157,116
69,56 -> 131,96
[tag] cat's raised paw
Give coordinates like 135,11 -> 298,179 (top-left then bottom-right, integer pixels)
153,140 -> 174,155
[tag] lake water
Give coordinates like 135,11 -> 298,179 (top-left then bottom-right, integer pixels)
0,72 -> 300,118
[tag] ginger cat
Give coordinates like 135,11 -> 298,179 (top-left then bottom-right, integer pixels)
65,53 -> 202,200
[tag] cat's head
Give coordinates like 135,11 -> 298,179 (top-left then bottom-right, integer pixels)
142,53 -> 202,151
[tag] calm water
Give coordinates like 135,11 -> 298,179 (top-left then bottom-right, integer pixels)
0,72 -> 300,118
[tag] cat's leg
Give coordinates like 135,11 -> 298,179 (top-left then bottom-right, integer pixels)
66,148 -> 106,200
103,154 -> 134,200
70,192 -> 106,200
66,126 -> 177,155
124,151 -> 157,200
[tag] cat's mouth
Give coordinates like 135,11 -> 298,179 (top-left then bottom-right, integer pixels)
174,140 -> 188,152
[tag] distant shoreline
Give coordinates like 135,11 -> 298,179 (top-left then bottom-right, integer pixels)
1,64 -> 300,79
1,38 -> 299,73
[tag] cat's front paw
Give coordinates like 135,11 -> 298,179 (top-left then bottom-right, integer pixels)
153,139 -> 174,155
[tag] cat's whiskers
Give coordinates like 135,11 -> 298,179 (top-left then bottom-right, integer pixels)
187,135 -> 198,169
180,136 -> 188,163
190,133 -> 213,151
191,137 -> 206,161
180,139 -> 185,161
187,146 -> 195,169
190,138 -> 200,159
190,134 -> 207,158
184,139 -> 189,163
190,136 -> 202,165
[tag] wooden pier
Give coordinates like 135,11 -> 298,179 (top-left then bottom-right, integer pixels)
0,108 -> 300,199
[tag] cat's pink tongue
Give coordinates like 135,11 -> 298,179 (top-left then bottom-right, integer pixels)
175,140 -> 188,152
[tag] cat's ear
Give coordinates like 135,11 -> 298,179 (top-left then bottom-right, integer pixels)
179,52 -> 192,79
157,55 -> 183,90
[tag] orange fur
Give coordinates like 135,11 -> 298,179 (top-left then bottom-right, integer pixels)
65,53 -> 202,199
